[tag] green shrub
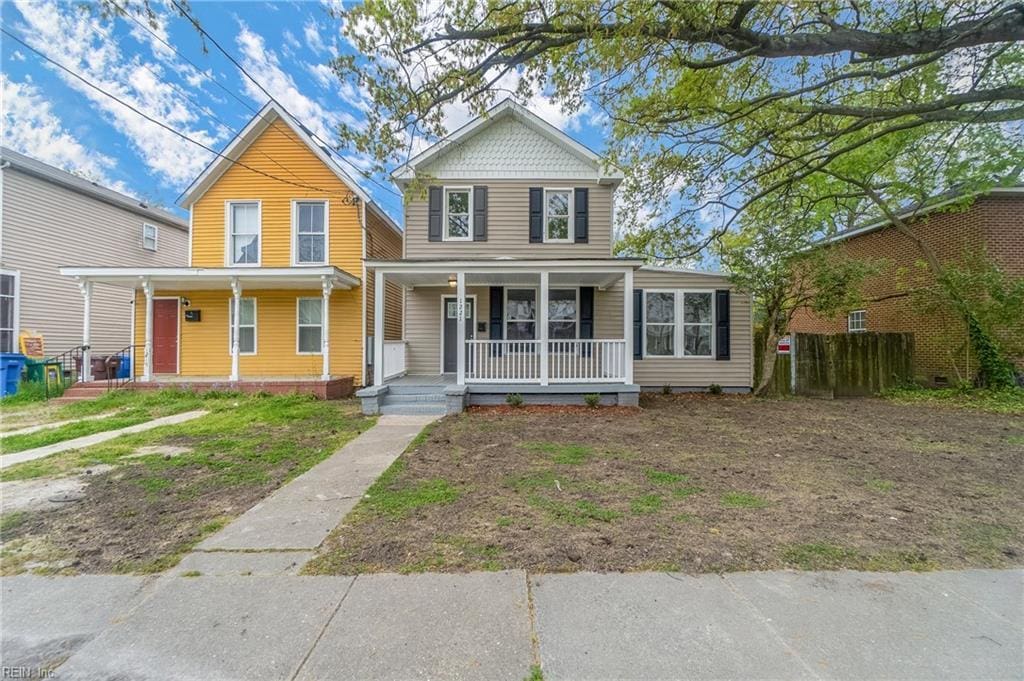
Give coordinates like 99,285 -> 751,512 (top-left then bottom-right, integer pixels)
506,393 -> 524,408
583,393 -> 600,408
708,383 -> 723,395
661,384 -> 672,395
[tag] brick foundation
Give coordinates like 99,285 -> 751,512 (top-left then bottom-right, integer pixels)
129,376 -> 355,400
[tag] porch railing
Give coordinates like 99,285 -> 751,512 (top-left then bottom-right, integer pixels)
382,340 -> 407,380
465,339 -> 628,384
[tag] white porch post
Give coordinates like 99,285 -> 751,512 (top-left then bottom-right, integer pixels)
539,271 -> 549,386
78,280 -> 93,382
373,269 -> 384,386
142,278 -> 154,382
456,271 -> 466,385
230,277 -> 241,382
321,276 -> 333,380
623,268 -> 634,385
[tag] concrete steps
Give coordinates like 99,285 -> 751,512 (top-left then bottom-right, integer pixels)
378,387 -> 446,416
52,382 -> 122,404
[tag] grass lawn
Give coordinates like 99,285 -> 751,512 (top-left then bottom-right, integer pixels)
0,389 -> 212,453
0,393 -> 373,574
305,392 -> 1024,575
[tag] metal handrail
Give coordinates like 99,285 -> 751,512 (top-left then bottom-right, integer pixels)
39,344 -> 89,399
105,344 -> 142,390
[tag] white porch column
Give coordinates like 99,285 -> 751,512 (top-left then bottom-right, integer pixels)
230,277 -> 241,382
539,271 -> 549,386
321,276 -> 333,380
623,268 -> 634,385
78,280 -> 93,382
456,271 -> 466,385
142,278 -> 154,382
373,269 -> 384,386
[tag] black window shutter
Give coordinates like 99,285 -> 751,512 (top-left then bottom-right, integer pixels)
529,187 -> 543,243
489,286 -> 504,356
473,186 -> 487,241
427,186 -> 443,242
715,289 -> 731,360
579,287 -> 594,339
574,188 -> 589,243
633,288 -> 644,359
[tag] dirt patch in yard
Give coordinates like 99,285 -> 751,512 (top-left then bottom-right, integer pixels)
306,394 -> 1024,575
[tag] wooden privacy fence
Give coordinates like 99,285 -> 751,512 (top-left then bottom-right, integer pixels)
776,332 -> 914,398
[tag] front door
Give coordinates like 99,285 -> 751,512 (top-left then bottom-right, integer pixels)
442,296 -> 474,373
152,298 -> 179,374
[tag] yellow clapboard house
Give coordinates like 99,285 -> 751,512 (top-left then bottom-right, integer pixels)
61,102 -> 402,397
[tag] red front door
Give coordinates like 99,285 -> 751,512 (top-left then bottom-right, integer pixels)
152,299 -> 179,374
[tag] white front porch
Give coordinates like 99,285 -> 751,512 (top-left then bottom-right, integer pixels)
368,259 -> 641,390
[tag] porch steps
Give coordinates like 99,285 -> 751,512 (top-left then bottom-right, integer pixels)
379,387 -> 446,416
51,382 -> 122,404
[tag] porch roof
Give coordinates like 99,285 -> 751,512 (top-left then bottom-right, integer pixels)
367,257 -> 642,288
58,266 -> 361,291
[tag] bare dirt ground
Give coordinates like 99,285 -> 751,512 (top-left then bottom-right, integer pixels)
306,394 -> 1024,574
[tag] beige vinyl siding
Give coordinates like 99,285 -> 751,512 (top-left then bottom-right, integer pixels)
404,286 -> 490,374
364,210 -> 403,342
1,168 -> 188,355
598,270 -> 753,389
404,180 -> 613,259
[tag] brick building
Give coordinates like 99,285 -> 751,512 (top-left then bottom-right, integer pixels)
789,189 -> 1023,386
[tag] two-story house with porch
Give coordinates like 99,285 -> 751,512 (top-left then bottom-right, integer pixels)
359,100 -> 753,415
60,102 -> 402,398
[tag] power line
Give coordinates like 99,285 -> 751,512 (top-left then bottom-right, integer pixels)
167,0 -> 403,200
2,28 -> 355,199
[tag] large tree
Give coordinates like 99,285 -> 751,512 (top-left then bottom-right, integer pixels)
330,0 -> 1023,385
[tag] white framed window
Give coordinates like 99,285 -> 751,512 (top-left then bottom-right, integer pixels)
226,201 -> 261,265
293,200 -> 328,264
643,290 -> 715,358
548,288 -> 578,340
505,288 -> 537,340
544,189 -> 572,242
296,297 -> 323,354
848,309 -> 867,333
644,291 -> 676,357
142,223 -> 158,251
0,270 -> 19,354
444,187 -> 472,241
682,292 -> 713,357
228,298 -> 257,355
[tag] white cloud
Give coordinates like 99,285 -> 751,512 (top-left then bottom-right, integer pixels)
9,50 -> 26,62
8,0 -> 220,186
303,18 -> 326,55
2,77 -> 132,194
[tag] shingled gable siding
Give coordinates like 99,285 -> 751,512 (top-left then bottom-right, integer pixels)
404,180 -> 614,258
789,194 -> 1024,382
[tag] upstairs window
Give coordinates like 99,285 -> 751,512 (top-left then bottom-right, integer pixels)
142,223 -> 158,251
444,188 -> 471,240
848,309 -> 867,333
544,189 -> 571,242
228,201 -> 260,265
294,201 -> 327,264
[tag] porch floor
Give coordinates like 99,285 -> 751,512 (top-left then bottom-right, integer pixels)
385,374 -> 455,387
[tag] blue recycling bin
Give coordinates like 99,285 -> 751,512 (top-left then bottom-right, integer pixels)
0,352 -> 27,397
117,353 -> 132,379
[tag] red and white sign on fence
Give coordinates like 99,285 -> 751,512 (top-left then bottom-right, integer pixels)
777,336 -> 792,354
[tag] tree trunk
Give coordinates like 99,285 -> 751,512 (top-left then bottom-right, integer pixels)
754,331 -> 781,396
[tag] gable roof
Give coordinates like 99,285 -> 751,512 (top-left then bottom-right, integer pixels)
177,102 -> 400,235
0,147 -> 188,230
391,99 -> 623,186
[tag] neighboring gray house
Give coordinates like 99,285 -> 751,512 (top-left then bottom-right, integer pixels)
0,147 -> 188,359
360,100 -> 753,415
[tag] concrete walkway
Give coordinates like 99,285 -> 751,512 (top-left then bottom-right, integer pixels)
0,410 -> 208,468
179,414 -> 438,574
0,410 -> 121,438
2,569 -> 1019,680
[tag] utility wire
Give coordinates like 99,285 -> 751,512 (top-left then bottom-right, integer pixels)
2,27 -> 356,199
167,0 -> 403,199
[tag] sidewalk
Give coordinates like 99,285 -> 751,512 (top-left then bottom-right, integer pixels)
2,568 -> 1020,680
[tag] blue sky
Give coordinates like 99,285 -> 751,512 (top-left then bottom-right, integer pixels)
1,1 -> 607,222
